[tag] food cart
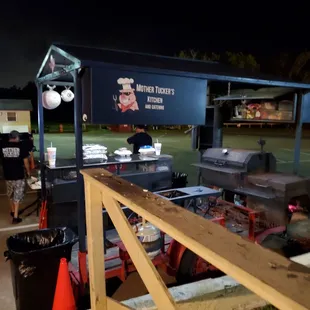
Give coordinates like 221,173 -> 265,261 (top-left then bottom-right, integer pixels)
35,43 -> 209,253
35,44 -> 310,307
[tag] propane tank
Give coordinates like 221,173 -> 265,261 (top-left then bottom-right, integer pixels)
42,85 -> 61,110
135,222 -> 161,259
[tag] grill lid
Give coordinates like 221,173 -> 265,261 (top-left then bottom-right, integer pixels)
201,148 -> 264,167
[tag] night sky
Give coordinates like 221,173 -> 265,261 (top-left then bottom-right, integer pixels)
1,1 -> 309,88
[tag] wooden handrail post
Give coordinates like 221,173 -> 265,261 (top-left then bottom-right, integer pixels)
101,193 -> 177,310
84,180 -> 107,310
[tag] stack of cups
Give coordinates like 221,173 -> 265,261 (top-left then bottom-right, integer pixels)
47,146 -> 57,167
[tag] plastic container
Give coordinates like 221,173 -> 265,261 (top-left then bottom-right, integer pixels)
4,227 -> 78,310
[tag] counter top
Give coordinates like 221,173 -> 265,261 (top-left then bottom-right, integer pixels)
155,186 -> 221,201
45,154 -> 171,170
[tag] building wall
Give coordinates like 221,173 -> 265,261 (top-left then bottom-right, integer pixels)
0,110 -> 31,133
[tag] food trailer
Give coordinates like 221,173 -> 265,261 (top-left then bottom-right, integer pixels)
35,44 -> 209,244
35,44 -> 310,308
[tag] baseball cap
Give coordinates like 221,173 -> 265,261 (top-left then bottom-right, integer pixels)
9,130 -> 20,139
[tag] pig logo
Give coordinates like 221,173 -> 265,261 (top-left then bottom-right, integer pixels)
112,78 -> 139,113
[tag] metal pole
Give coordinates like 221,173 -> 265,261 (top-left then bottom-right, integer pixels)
196,83 -> 211,185
293,92 -> 303,174
213,105 -> 223,148
73,70 -> 87,252
36,83 -> 46,198
197,151 -> 202,185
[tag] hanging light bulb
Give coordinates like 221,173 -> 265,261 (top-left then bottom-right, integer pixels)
61,86 -> 75,102
42,85 -> 61,110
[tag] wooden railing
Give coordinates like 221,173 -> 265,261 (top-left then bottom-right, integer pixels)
81,168 -> 310,310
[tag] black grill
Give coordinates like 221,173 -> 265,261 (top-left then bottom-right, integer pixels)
193,148 -> 277,190
193,148 -> 310,226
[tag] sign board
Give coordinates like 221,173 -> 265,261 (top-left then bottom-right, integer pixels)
83,67 -> 207,125
230,101 -> 295,123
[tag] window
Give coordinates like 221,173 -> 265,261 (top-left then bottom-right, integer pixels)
7,112 -> 17,122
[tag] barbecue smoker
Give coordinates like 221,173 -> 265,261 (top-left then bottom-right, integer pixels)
194,145 -> 310,226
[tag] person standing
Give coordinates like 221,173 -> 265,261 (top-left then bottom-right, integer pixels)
127,125 -> 152,154
0,130 -> 30,224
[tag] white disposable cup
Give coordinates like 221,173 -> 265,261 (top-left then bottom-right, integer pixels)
154,143 -> 162,156
47,147 -> 57,167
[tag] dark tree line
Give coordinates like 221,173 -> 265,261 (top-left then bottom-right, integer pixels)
178,50 -> 310,82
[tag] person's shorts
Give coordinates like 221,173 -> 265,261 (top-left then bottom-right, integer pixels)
6,180 -> 26,203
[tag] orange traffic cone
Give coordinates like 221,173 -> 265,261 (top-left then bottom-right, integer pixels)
52,258 -> 76,310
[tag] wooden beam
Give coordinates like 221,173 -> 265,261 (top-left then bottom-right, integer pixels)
101,194 -> 176,310
123,252 -> 310,309
107,298 -> 133,310
81,169 -> 310,310
84,180 -> 107,310
175,285 -> 267,310
122,276 -> 268,310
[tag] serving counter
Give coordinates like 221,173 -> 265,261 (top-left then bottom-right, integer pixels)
44,154 -> 173,232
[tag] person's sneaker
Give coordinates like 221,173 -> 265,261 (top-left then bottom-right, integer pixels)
12,217 -> 22,224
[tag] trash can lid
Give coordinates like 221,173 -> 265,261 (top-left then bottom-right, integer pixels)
6,227 -> 78,255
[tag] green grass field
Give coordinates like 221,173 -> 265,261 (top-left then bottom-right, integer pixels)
33,128 -> 310,186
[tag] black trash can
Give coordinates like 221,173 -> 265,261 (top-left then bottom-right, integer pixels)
4,227 -> 78,310
171,172 -> 188,188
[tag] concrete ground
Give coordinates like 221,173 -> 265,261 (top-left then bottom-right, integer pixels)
0,182 -> 39,231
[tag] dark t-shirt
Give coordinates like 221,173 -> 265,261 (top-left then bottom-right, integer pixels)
0,141 -> 29,180
127,132 -> 153,154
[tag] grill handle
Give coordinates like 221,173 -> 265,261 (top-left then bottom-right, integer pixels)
214,160 -> 226,167
255,183 -> 269,188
